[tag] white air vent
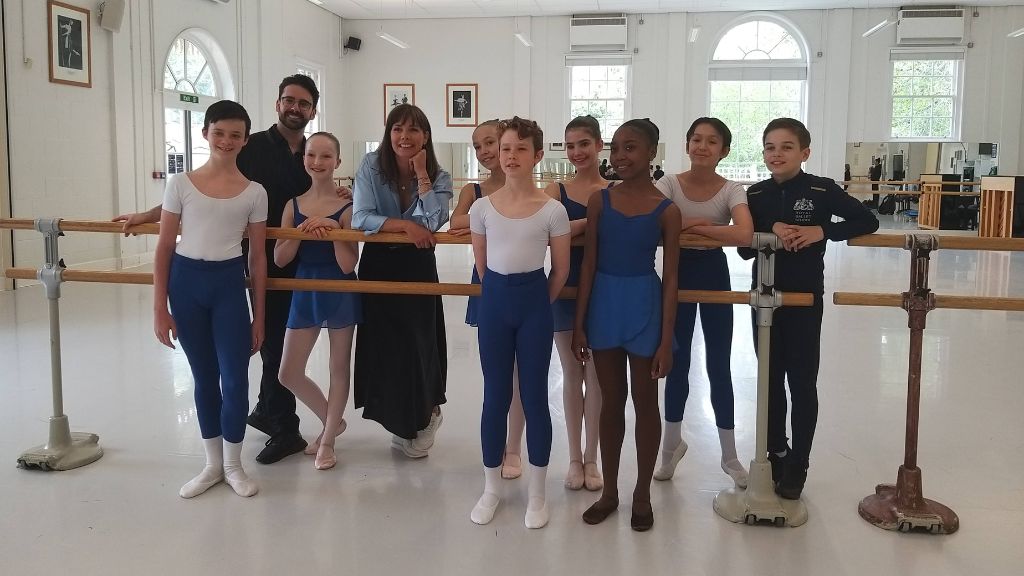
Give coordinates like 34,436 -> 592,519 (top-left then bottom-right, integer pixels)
897,7 -> 965,45
570,13 -> 628,52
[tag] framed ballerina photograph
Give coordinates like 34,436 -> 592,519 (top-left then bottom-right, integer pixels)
446,83 -> 478,127
48,1 -> 92,88
384,83 -> 415,121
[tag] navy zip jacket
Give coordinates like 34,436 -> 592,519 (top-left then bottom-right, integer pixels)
738,171 -> 879,295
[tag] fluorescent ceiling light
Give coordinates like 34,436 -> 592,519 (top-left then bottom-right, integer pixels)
1008,27 -> 1024,38
307,0 -> 323,5
862,19 -> 895,38
688,26 -> 700,43
377,31 -> 409,49
514,32 -> 533,47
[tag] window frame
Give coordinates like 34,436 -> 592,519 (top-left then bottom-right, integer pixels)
887,48 -> 965,142
706,14 -> 810,181
564,55 -> 632,140
296,58 -> 325,137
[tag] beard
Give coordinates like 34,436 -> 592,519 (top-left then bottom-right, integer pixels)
279,111 -> 309,131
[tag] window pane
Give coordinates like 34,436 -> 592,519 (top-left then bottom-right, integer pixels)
593,81 -> 609,99
571,101 -> 590,118
607,66 -> 626,83
588,66 -> 607,81
571,67 -> 589,83
743,82 -> 771,101
184,41 -> 206,83
710,81 -> 741,101
606,100 -> 624,120
195,68 -> 216,97
607,80 -> 626,98
166,39 -> 185,83
931,117 -> 952,138
911,117 -> 931,137
163,66 -> 177,90
572,79 -> 591,99
773,36 -> 802,59
912,98 -> 933,117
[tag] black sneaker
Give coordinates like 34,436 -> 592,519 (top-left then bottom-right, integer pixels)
768,451 -> 787,485
255,433 -> 307,464
776,461 -> 808,500
246,411 -> 273,436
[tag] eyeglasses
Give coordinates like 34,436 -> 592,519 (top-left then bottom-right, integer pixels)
280,96 -> 313,111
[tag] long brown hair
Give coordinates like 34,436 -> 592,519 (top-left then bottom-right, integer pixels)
377,104 -> 440,186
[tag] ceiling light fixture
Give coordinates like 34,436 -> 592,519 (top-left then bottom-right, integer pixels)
515,32 -> 533,47
307,0 -> 323,5
688,26 -> 701,43
377,31 -> 409,49
862,19 -> 895,38
1008,26 -> 1024,38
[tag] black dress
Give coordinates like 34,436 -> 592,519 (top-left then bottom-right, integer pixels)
353,242 -> 448,439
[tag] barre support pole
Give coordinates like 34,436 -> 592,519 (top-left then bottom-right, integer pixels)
714,232 -> 808,527
858,234 -> 958,534
17,218 -> 103,471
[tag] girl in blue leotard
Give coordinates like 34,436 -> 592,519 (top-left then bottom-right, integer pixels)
572,119 -> 681,532
450,120 -> 526,480
275,132 -> 361,471
544,115 -> 609,492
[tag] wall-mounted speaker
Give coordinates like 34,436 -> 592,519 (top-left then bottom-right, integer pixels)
99,0 -> 126,33
344,37 -> 362,51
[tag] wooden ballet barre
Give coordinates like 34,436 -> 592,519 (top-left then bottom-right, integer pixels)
848,233 -> 1024,252
834,292 -> 1024,312
3,267 -> 813,306
0,218 -> 734,248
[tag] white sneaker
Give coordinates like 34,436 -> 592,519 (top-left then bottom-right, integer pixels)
391,435 -> 428,459
411,411 -> 443,452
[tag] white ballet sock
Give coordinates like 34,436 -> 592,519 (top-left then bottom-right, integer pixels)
719,427 -> 749,488
471,465 -> 502,525
662,421 -> 683,454
179,437 -> 224,499
525,464 -> 549,529
718,427 -> 739,462
223,440 -> 259,497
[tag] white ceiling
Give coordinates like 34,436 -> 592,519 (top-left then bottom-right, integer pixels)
310,0 -> 1017,20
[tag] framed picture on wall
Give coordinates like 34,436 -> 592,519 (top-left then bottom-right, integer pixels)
446,83 -> 478,127
47,1 -> 92,88
384,83 -> 415,121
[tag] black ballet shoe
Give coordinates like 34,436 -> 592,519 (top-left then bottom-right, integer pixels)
582,497 -> 619,525
630,501 -> 654,532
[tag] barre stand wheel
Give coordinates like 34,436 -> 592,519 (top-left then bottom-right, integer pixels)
859,465 -> 958,535
714,232 -> 807,528
16,219 -> 103,472
17,416 -> 102,471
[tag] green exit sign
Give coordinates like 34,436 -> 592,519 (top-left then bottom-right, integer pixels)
179,94 -> 200,104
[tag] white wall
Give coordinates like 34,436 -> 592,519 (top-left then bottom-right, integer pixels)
2,0 -> 343,282
5,3 -> 1024,287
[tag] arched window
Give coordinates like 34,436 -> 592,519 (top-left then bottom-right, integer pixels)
162,31 -> 232,174
163,37 -> 218,96
708,17 -> 808,181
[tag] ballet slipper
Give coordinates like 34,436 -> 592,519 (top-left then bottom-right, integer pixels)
583,461 -> 603,491
565,460 -> 584,490
501,452 -> 522,480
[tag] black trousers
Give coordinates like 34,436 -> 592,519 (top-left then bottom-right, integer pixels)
752,297 -> 824,467
250,288 -> 300,436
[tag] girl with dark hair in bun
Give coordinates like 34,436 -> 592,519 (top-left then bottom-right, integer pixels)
572,118 -> 681,531
544,115 -> 610,492
653,117 -> 753,489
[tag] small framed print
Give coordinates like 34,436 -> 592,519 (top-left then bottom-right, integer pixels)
48,1 -> 92,88
384,83 -> 415,121
549,142 -> 565,151
446,83 -> 478,127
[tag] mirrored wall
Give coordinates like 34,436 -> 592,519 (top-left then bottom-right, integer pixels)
845,141 -> 999,183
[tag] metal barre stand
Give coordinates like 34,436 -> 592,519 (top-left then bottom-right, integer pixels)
16,218 -> 103,471
857,234 -> 958,534
714,232 -> 808,527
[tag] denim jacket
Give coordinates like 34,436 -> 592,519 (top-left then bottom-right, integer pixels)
352,150 -> 452,234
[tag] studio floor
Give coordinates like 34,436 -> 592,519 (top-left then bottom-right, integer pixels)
1,237 -> 1022,576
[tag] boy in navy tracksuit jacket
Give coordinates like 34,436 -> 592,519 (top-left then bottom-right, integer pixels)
738,118 -> 879,500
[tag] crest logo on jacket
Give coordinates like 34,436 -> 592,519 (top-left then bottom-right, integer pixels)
794,198 -> 814,211
793,197 -> 814,224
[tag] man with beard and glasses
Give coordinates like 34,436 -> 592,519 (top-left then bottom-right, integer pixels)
115,74 -> 347,465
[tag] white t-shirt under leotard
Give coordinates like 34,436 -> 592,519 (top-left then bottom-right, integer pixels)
469,196 -> 570,275
656,175 -> 746,225
162,173 -> 268,261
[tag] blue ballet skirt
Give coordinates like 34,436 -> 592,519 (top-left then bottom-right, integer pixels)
585,188 -> 672,357
286,200 -> 362,330
551,182 -> 591,332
